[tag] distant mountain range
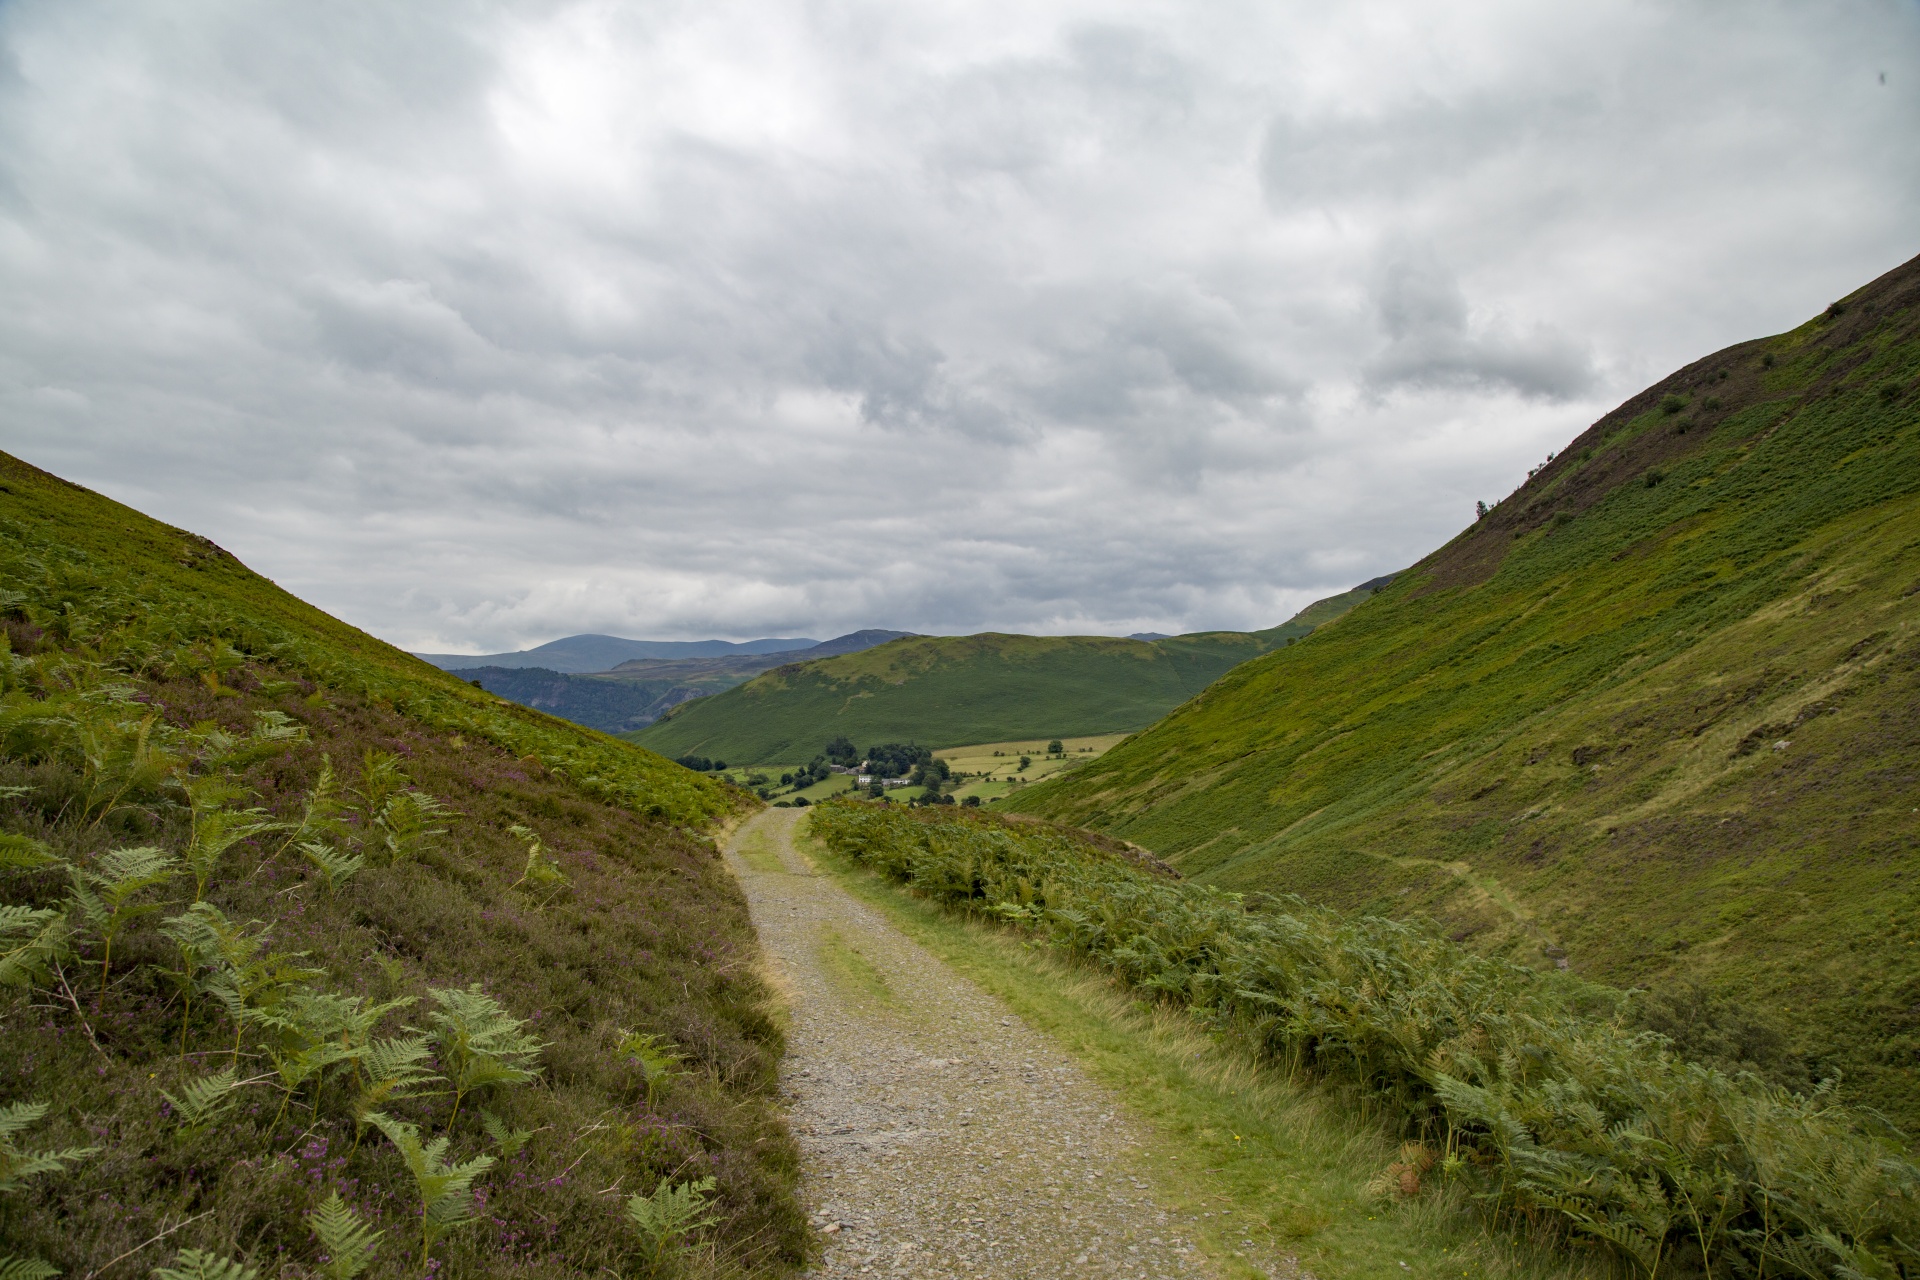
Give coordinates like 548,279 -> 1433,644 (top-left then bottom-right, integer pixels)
626,584 -> 1391,764
442,630 -> 920,733
412,633 -> 822,674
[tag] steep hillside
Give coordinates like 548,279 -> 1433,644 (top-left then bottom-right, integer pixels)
0,453 -> 805,1276
627,590 -> 1384,766
1010,252 -> 1920,1123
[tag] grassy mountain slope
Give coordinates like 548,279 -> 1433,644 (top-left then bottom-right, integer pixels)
458,633 -> 923,736
0,453 -> 804,1276
1008,252 -> 1920,1124
627,590 -> 1384,766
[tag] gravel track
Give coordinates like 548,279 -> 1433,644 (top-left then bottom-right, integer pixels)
726,809 -> 1231,1280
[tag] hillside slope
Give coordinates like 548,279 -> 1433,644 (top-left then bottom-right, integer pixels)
627,592 -> 1384,766
1009,252 -> 1920,1123
0,453 -> 805,1275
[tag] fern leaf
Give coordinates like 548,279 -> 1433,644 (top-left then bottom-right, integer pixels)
308,1191 -> 381,1280
376,790 -> 451,866
0,1255 -> 61,1280
479,1108 -> 534,1157
0,1100 -> 96,1194
150,1247 -> 258,1280
367,1112 -> 496,1260
352,1034 -> 438,1121
0,833 -> 58,872
427,984 -> 544,1122
0,905 -> 69,988
296,841 -> 365,895
625,1176 -> 719,1262
159,1067 -> 247,1133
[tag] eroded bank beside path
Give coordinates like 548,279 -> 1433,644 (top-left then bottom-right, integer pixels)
725,808 -> 1284,1280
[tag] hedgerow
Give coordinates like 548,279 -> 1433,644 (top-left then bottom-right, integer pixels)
811,801 -> 1920,1280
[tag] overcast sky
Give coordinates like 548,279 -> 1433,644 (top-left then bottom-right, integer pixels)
2,1 -> 1915,652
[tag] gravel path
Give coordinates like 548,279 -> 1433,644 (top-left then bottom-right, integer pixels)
726,809 -> 1241,1280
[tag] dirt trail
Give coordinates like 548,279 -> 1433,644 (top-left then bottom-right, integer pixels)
726,809 -> 1229,1280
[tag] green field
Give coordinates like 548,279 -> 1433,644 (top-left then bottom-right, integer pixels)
0,453 -> 804,1276
626,592 -> 1383,766
1009,252 -> 1920,1125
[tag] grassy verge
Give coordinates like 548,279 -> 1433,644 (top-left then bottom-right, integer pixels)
793,819 -> 1610,1280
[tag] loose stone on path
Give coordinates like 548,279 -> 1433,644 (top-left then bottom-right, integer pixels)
725,809 -> 1262,1279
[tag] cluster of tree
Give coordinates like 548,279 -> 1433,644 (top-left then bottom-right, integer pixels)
780,757 -> 832,790
823,736 -> 857,765
672,754 -> 728,772
907,756 -> 951,790
862,742 -> 930,778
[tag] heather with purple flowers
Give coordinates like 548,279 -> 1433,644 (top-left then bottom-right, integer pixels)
0,473 -> 806,1278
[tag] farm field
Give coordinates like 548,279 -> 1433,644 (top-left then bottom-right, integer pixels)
938,733 -> 1130,803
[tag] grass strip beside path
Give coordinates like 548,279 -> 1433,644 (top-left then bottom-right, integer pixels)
794,816 -> 1606,1280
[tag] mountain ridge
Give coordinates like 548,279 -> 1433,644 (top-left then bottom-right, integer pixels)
414,631 -> 822,673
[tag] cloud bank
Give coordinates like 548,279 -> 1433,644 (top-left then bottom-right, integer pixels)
2,0 -> 1914,650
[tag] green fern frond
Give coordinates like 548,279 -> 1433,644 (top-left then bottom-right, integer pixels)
0,904 -> 70,988
352,1033 -> 439,1126
376,790 -> 452,866
159,1067 -> 249,1133
506,824 -> 569,902
307,1191 -> 381,1280
625,1175 -> 719,1264
69,844 -> 176,989
616,1029 -> 686,1107
0,833 -> 58,872
427,984 -> 544,1125
182,804 -> 271,901
0,1254 -> 61,1280
479,1108 -> 534,1157
295,841 -> 365,895
150,1247 -> 257,1280
0,1099 -> 97,1194
248,710 -> 305,745
366,1112 -> 496,1265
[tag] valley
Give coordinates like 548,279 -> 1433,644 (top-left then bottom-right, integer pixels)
3,254 -> 1916,1280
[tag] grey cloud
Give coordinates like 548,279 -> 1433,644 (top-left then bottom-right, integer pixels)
0,1 -> 1914,651
1364,251 -> 1594,400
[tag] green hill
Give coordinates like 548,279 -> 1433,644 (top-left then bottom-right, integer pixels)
626,592 -> 1385,766
1008,252 -> 1920,1124
0,453 -> 805,1276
